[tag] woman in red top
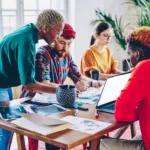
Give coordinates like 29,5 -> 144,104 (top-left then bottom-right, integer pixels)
100,27 -> 150,150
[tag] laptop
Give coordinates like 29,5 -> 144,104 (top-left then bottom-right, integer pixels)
96,72 -> 131,113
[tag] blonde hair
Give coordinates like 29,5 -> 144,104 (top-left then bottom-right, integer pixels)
127,27 -> 150,48
36,9 -> 64,29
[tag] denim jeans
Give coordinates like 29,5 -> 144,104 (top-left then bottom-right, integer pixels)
0,88 -> 13,150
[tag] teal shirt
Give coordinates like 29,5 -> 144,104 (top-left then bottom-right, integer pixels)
0,23 -> 38,88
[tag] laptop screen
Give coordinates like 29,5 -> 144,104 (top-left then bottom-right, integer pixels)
96,72 -> 131,108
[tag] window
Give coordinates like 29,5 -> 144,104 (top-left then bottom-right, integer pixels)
0,0 -> 67,39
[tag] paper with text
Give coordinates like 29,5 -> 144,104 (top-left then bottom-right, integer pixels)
61,116 -> 111,134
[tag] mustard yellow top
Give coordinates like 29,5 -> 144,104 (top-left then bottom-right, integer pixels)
80,46 -> 119,77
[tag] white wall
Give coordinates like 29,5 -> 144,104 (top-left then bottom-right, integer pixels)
72,0 -> 130,69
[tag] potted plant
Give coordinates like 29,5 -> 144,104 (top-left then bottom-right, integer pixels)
91,0 -> 150,70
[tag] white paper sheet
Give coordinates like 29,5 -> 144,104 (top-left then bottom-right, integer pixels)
32,93 -> 58,104
61,116 -> 111,134
79,81 -> 105,98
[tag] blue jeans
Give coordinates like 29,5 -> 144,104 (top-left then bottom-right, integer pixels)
0,88 -> 13,150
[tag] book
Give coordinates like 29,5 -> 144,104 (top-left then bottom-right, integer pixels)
0,105 -> 27,120
11,113 -> 72,136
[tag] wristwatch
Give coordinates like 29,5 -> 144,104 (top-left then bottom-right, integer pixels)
90,81 -> 93,87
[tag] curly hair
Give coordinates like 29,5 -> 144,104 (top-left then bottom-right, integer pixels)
126,27 -> 150,59
36,9 -> 64,30
127,27 -> 150,48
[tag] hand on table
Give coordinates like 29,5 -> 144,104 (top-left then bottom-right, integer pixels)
75,81 -> 89,92
92,81 -> 102,88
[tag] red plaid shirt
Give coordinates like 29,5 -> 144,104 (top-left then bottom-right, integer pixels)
21,45 -> 81,97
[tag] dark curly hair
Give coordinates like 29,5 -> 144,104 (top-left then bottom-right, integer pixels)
126,27 -> 150,59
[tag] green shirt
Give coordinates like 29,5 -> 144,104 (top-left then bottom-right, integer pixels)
0,23 -> 38,88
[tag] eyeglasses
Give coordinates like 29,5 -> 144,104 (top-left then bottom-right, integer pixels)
102,34 -> 112,39
52,27 -> 63,36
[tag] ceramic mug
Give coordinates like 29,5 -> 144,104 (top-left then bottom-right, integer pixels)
90,70 -> 100,80
56,85 -> 76,107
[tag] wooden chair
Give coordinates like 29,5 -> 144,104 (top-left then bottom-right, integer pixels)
113,122 -> 136,139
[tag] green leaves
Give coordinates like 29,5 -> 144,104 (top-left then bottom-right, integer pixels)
91,0 -> 150,50
125,0 -> 149,11
126,0 -> 150,26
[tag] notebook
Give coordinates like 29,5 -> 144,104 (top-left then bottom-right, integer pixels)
96,72 -> 131,113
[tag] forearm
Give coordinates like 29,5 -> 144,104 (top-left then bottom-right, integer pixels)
80,75 -> 94,82
25,82 -> 56,94
113,69 -> 124,74
41,80 -> 57,87
78,75 -> 102,88
100,74 -> 112,80
82,73 -> 111,81
100,73 -> 121,80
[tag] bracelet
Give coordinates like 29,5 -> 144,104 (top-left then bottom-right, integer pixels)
90,81 -> 93,87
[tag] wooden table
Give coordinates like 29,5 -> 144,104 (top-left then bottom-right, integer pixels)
0,98 -> 130,150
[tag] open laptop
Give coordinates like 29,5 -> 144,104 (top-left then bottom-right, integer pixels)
96,72 -> 131,113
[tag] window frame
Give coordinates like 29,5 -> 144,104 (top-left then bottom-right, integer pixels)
0,0 -> 68,39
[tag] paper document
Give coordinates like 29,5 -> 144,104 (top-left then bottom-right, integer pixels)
61,116 -> 111,134
12,117 -> 72,136
15,112 -> 68,125
79,80 -> 105,98
79,86 -> 103,98
32,93 -> 58,104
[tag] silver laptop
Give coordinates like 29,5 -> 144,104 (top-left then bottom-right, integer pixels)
96,72 -> 131,113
